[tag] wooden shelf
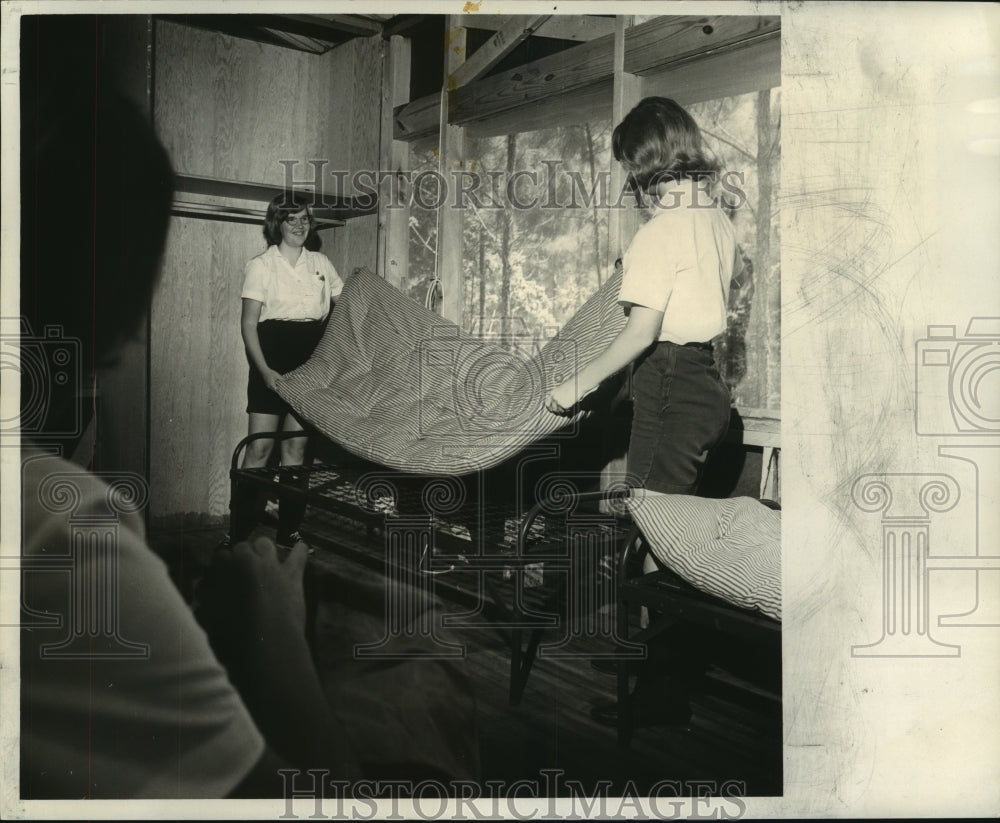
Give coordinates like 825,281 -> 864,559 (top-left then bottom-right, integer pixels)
171,173 -> 378,229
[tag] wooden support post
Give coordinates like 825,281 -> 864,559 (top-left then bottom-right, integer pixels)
609,16 -> 642,268
378,34 -> 411,289
436,16 -> 466,323
603,16 -> 643,497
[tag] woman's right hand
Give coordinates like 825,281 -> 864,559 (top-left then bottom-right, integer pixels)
263,367 -> 282,391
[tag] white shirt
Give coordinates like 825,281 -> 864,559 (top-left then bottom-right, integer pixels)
20,452 -> 265,798
618,180 -> 738,344
241,245 -> 343,322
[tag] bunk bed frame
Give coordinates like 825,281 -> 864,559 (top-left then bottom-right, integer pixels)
226,411 -> 780,747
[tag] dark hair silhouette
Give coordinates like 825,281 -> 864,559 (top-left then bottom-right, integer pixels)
612,96 -> 720,193
21,18 -> 174,365
20,15 -> 175,442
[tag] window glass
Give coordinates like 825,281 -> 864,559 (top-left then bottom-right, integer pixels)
689,88 -> 781,411
404,88 -> 780,412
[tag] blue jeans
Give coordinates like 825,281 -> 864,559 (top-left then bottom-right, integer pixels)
627,341 -> 731,494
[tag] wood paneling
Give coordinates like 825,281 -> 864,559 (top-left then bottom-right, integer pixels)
150,22 -> 382,520
341,36 -> 383,278
150,217 -> 264,522
155,21 -> 342,186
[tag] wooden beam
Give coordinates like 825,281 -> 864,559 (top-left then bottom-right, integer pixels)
301,14 -> 385,36
394,15 -> 780,142
449,29 -> 613,127
623,15 -> 780,76
464,80 -> 613,139
436,17 -> 466,323
393,93 -> 440,142
381,14 -> 427,38
172,173 -> 372,214
461,14 -> 616,42
641,35 -> 781,109
378,35 -> 412,289
259,27 -> 331,55
170,198 -> 345,228
449,15 -> 550,89
394,32 -> 612,141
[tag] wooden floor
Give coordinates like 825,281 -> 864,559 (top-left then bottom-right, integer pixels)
150,511 -> 783,799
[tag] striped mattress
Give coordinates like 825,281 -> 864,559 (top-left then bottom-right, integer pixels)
276,266 -> 626,475
626,491 -> 781,621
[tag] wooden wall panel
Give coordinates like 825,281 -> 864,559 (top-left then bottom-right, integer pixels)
325,36 -> 384,278
155,21 -> 339,186
348,37 -> 384,276
150,22 -> 380,521
150,217 -> 210,521
150,217 -> 264,522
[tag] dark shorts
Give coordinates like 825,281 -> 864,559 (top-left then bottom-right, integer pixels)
247,319 -> 325,417
627,341 -> 731,495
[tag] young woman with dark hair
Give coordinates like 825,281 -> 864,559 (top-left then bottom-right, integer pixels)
545,96 -> 739,495
233,193 -> 343,548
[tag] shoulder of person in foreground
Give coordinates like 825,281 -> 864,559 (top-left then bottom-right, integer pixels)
20,451 -> 267,799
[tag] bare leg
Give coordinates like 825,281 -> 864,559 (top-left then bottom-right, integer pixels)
242,412 -> 281,469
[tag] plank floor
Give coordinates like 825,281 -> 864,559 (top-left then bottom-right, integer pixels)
150,511 -> 782,799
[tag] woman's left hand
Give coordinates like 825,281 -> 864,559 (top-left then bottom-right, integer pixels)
544,380 -> 581,415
